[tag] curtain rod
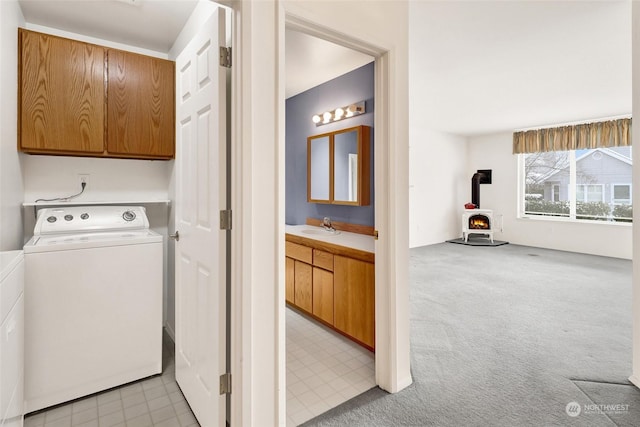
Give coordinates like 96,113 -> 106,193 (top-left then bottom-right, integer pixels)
514,115 -> 631,133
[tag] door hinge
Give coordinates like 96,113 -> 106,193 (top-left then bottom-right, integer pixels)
220,373 -> 232,395
220,209 -> 232,230
219,46 -> 232,68
374,230 -> 379,240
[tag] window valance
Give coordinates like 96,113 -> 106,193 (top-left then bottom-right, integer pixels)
513,118 -> 631,154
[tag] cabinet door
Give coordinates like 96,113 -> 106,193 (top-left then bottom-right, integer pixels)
294,261 -> 312,313
20,29 -> 105,154
285,257 -> 295,304
334,255 -> 375,349
312,267 -> 334,325
107,49 -> 175,159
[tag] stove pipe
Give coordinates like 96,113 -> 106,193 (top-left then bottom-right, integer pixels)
471,172 -> 485,208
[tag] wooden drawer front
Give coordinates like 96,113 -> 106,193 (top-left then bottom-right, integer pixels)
294,261 -> 313,313
286,241 -> 312,264
313,249 -> 334,271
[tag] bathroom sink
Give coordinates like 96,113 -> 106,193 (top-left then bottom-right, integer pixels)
301,228 -> 341,236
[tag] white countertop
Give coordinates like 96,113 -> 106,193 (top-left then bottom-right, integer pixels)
0,250 -> 23,283
285,224 -> 374,253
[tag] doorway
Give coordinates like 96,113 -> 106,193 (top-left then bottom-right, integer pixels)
283,27 -> 376,425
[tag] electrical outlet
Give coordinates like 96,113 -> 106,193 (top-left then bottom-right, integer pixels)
78,174 -> 90,188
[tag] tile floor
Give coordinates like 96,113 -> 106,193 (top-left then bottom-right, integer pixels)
286,307 -> 375,426
23,311 -> 373,427
24,333 -> 199,427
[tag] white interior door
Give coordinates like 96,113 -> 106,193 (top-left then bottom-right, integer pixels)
174,9 -> 227,427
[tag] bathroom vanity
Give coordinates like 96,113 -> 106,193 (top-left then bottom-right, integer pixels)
285,225 -> 375,351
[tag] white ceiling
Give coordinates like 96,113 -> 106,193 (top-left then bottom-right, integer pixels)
285,29 -> 373,99
410,0 -> 632,136
18,0 -> 199,53
16,1 -> 633,137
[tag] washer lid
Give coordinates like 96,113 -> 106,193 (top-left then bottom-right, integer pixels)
24,230 -> 162,253
34,206 -> 150,235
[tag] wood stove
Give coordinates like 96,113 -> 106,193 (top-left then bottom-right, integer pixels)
462,209 -> 494,243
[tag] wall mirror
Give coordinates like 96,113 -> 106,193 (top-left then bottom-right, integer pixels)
309,135 -> 330,201
307,125 -> 371,206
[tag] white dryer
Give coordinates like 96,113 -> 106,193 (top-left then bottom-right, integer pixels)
23,206 -> 163,413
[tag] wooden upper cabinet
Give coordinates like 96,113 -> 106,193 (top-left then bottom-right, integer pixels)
107,49 -> 175,159
19,29 -> 105,154
18,29 -> 175,160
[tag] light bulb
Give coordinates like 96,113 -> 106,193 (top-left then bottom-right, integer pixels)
312,114 -> 321,124
323,112 -> 332,123
334,108 -> 344,119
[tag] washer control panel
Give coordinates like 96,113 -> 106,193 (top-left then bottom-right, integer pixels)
34,206 -> 149,236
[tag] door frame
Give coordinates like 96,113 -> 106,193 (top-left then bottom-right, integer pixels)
227,1 -> 411,425
283,10 -> 397,390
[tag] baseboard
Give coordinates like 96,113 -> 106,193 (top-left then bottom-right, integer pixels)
394,374 -> 414,393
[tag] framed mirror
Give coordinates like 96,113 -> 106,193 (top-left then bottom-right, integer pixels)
307,125 -> 370,206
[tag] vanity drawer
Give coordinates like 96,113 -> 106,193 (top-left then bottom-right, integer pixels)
313,249 -> 333,271
286,241 -> 312,264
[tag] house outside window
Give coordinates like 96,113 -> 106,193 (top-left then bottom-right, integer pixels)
521,147 -> 632,222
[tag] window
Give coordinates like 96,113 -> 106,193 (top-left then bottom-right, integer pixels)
612,184 -> 631,205
521,147 -> 632,223
576,184 -> 604,203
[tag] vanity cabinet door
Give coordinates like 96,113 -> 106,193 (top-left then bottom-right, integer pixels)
285,257 -> 295,304
312,267 -> 334,325
334,255 -> 375,349
19,29 -> 106,154
294,261 -> 312,313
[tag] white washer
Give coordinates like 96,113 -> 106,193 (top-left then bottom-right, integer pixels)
23,206 -> 162,413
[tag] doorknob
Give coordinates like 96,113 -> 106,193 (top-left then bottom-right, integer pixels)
169,231 -> 180,241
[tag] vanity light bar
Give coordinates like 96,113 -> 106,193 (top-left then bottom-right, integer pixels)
312,101 -> 365,126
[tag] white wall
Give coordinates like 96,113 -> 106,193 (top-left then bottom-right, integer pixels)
22,156 -> 172,205
467,132 -> 632,259
409,129 -> 468,247
0,1 -> 25,251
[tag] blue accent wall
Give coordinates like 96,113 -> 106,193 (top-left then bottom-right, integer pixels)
285,62 -> 375,226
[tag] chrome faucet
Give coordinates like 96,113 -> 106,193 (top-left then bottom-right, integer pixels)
322,217 -> 335,232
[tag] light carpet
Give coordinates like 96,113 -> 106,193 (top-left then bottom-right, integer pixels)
303,243 -> 636,426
